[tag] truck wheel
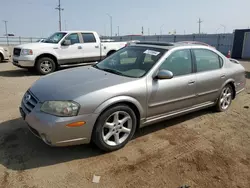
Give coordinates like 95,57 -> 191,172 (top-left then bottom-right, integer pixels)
36,57 -> 56,75
92,104 -> 137,152
0,53 -> 3,62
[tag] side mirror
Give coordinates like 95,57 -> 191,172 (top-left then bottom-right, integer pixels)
155,69 -> 173,80
62,39 -> 71,46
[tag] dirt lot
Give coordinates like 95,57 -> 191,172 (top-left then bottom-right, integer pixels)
0,61 -> 250,188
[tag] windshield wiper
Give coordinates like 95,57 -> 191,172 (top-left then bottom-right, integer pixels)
100,68 -> 125,76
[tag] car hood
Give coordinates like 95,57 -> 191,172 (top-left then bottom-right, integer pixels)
30,66 -> 135,102
15,42 -> 57,49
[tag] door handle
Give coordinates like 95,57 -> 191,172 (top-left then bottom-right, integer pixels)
78,46 -> 82,49
221,75 -> 226,78
95,45 -> 99,48
188,80 -> 195,85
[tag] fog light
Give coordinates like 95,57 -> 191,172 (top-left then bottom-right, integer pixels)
66,121 -> 86,127
40,133 -> 51,145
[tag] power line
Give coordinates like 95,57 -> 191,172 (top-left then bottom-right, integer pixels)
55,0 -> 64,31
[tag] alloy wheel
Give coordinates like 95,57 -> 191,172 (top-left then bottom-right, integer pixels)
102,111 -> 132,146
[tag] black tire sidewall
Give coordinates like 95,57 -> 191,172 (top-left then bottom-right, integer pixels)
93,105 -> 137,152
0,54 -> 3,62
36,57 -> 56,75
216,85 -> 233,112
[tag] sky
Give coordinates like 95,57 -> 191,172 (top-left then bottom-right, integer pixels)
0,0 -> 250,38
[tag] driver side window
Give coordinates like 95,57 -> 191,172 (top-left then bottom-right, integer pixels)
159,49 -> 192,77
64,33 -> 80,45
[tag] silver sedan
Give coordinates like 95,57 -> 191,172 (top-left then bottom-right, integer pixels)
20,41 -> 246,151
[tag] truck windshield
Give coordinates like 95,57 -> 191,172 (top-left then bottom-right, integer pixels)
44,32 -> 67,44
93,46 -> 167,78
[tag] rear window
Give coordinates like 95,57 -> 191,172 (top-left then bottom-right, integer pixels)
82,33 -> 96,43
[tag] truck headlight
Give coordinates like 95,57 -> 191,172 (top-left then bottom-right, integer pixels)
21,49 -> 33,55
41,101 -> 80,117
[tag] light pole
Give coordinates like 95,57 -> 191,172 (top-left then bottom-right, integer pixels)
221,24 -> 226,34
160,24 -> 164,35
117,26 -> 119,36
3,20 -> 9,45
106,13 -> 112,37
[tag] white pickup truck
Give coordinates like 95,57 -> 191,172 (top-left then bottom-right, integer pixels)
0,46 -> 11,62
12,31 -> 128,74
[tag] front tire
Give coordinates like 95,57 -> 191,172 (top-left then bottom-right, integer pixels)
35,57 -> 56,75
0,53 -> 3,62
92,104 -> 137,152
215,84 -> 233,112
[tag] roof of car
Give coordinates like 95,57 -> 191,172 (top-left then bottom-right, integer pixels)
133,41 -> 203,50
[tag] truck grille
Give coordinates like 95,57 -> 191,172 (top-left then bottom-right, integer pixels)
21,90 -> 38,115
13,48 -> 21,56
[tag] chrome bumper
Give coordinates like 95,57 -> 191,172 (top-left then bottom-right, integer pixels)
13,59 -> 35,67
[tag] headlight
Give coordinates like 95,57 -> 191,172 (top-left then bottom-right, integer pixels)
41,101 -> 80,117
21,49 -> 33,55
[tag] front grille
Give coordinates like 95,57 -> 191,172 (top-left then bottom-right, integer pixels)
21,90 -> 38,115
13,48 -> 21,56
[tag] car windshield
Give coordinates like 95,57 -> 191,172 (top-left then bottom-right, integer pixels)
93,46 -> 167,78
44,32 -> 67,44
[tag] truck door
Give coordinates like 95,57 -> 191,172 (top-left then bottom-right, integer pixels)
80,33 -> 101,62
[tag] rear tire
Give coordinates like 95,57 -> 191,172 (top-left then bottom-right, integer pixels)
92,104 -> 137,152
35,57 -> 56,75
215,84 -> 233,112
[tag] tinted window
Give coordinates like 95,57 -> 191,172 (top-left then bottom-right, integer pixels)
159,49 -> 192,76
82,33 -> 96,43
193,49 -> 221,72
93,46 -> 166,78
65,33 -> 80,44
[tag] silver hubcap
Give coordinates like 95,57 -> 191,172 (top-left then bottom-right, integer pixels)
220,87 -> 232,110
40,61 -> 52,73
102,111 -> 132,146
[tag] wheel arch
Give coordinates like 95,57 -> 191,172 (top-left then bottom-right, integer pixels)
94,96 -> 144,131
35,53 -> 58,67
107,50 -> 116,56
221,79 -> 236,99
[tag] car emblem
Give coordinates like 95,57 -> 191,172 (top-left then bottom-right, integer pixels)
25,94 -> 31,102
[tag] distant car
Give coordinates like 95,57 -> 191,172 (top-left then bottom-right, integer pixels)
0,46 -> 11,62
20,41 -> 246,151
176,41 -> 216,48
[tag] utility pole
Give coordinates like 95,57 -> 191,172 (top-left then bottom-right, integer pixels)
141,26 -> 144,35
3,20 -> 9,45
160,24 -> 164,35
197,18 -> 203,34
117,26 -> 119,36
55,0 -> 64,31
106,14 -> 112,37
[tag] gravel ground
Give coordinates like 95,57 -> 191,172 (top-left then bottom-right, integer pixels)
0,60 -> 250,188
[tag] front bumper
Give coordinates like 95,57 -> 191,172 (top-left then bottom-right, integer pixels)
20,104 -> 99,147
12,55 -> 35,68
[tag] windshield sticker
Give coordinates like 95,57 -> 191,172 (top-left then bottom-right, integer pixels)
143,50 -> 160,56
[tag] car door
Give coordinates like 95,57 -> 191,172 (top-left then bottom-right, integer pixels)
57,33 -> 83,64
147,49 -> 197,118
79,33 -> 101,62
192,48 -> 225,105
